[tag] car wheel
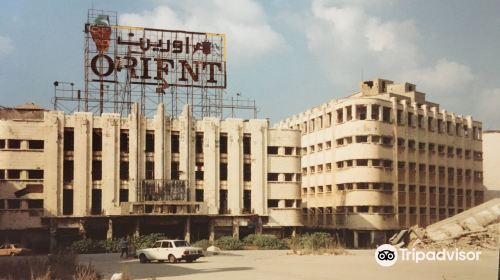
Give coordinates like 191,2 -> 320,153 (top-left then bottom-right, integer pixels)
168,254 -> 177,263
139,254 -> 148,263
10,252 -> 16,257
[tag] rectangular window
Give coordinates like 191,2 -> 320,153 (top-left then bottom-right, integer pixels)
171,162 -> 180,179
27,199 -> 43,209
243,190 -> 251,213
267,199 -> 279,208
120,130 -> 129,153
28,140 -> 44,150
284,173 -> 294,181
220,133 -> 228,153
92,129 -> 102,151
64,129 -> 74,151
219,189 -> 228,214
267,173 -> 279,181
63,160 -> 74,182
243,163 -> 251,182
195,133 -> 203,153
267,146 -> 279,155
91,189 -> 102,215
171,133 -> 180,153
145,131 -> 155,153
243,134 -> 251,155
220,163 -> 228,180
145,161 -> 154,179
120,161 -> 129,180
0,139 -> 5,149
284,147 -> 294,155
196,189 -> 204,202
382,107 -> 391,123
8,139 -> 21,149
0,170 -> 4,179
195,169 -> 204,180
119,189 -> 129,203
27,170 -> 44,179
7,170 -> 21,179
7,200 -> 21,209
63,189 -> 73,215
92,160 -> 102,181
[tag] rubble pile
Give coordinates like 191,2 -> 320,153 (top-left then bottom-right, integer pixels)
390,198 -> 500,250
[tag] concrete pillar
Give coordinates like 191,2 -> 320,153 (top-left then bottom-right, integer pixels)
370,231 -> 376,248
73,112 -> 93,216
378,105 -> 383,121
227,119 -> 243,215
367,104 -> 373,120
250,120 -> 268,215
342,107 -> 347,122
133,218 -> 140,238
232,218 -> 240,240
352,104 -> 357,120
353,231 -> 359,249
255,216 -> 263,235
292,227 -> 297,237
102,114 -> 120,212
154,104 -> 165,180
203,118 -> 220,214
106,219 -> 113,240
184,217 -> 191,242
208,219 -> 215,243
49,220 -> 57,253
43,112 -> 64,216
128,104 -> 140,203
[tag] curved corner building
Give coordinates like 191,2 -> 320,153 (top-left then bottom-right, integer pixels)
276,79 -> 485,248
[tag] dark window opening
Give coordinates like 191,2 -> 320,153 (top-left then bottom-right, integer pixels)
356,136 -> 368,143
243,134 -> 251,155
382,136 -> 392,145
220,163 -> 228,180
8,139 -> 21,149
220,134 -> 228,153
171,133 -> 180,153
357,206 -> 369,213
145,161 -> 154,179
119,189 -> 129,203
337,109 -> 344,123
63,189 -> 73,215
219,189 -> 228,214
92,160 -> 102,181
7,170 -> 21,179
120,130 -> 129,153
267,146 -> 279,155
28,199 -> 43,209
0,139 -> 4,149
284,173 -> 294,181
243,190 -> 251,213
195,170 -> 204,180
171,162 -> 180,179
91,189 -> 102,215
145,131 -> 155,153
64,129 -> 74,151
7,200 -> 21,209
267,173 -> 279,181
382,107 -> 391,123
243,163 -> 251,182
285,200 -> 294,208
196,189 -> 204,202
92,129 -> 102,151
28,140 -> 44,150
267,199 -> 279,208
195,133 -> 204,154
357,159 -> 368,166
27,170 -> 44,179
0,170 -> 4,179
63,160 -> 74,183
120,161 -> 129,180
284,147 -> 294,155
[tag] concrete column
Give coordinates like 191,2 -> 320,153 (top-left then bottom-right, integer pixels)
184,217 -> 191,242
367,104 -> 373,120
370,231 -> 375,248
232,218 -> 240,240
203,118 -> 220,214
49,220 -> 57,253
102,114 -> 120,212
154,104 -> 165,180
249,120 -> 267,215
128,104 -> 140,203
133,219 -> 140,238
342,107 -> 347,122
106,219 -> 113,240
227,119 -> 243,214
353,231 -> 359,249
179,105 -> 195,202
43,112 -> 64,216
352,105 -> 357,120
73,112 -> 93,216
209,219 -> 215,243
255,217 -> 263,235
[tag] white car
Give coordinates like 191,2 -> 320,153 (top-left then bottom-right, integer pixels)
137,240 -> 203,263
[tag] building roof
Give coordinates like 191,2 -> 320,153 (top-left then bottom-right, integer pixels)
14,102 -> 46,110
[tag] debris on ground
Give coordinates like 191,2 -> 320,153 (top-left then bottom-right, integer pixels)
390,198 -> 500,250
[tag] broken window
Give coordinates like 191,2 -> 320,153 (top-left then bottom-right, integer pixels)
220,163 -> 227,180
243,163 -> 251,182
27,170 -> 44,179
382,107 -> 391,123
120,161 -> 129,180
27,199 -> 43,209
267,146 -> 279,155
243,190 -> 251,213
336,109 -> 344,123
196,189 -> 204,202
267,173 -> 279,181
8,140 -> 21,149
92,160 -> 102,181
219,189 -> 228,214
119,189 -> 129,203
7,170 -> 21,179
171,132 -> 180,153
220,133 -> 228,153
145,131 -> 155,153
92,129 -> 102,151
28,140 -> 44,150
195,133 -> 204,154
120,130 -> 129,153
243,134 -> 251,155
372,105 -> 380,120
91,189 -> 102,215
64,129 -> 74,151
63,160 -> 74,183
63,189 -> 73,215
171,162 -> 180,179
267,199 -> 279,208
356,105 -> 367,120
145,161 -> 154,179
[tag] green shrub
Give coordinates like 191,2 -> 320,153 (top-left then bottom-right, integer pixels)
243,234 -> 288,250
69,239 -> 105,254
133,233 -> 169,249
214,236 -> 244,250
288,232 -> 346,255
192,239 -> 212,250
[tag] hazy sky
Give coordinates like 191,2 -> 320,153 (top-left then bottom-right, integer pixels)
0,0 -> 499,128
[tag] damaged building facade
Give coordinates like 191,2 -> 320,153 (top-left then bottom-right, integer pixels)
0,103 -> 302,251
276,79 -> 485,248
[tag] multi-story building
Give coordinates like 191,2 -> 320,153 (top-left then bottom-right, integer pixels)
276,79 -> 485,248
0,103 -> 302,251
483,130 -> 500,200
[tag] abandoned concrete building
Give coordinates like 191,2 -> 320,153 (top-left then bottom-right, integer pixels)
276,79 -> 485,248
0,103 -> 302,251
483,130 -> 500,200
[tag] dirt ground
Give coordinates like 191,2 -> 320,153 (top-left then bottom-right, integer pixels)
78,249 -> 499,280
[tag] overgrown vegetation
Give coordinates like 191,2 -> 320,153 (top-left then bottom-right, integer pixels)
0,253 -> 101,280
243,234 -> 288,250
69,233 -> 170,254
214,236 -> 244,250
288,232 -> 347,255
192,239 -> 212,250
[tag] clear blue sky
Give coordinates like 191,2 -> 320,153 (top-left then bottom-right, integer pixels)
0,0 -> 499,128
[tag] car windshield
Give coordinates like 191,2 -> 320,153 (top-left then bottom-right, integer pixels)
174,241 -> 190,247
